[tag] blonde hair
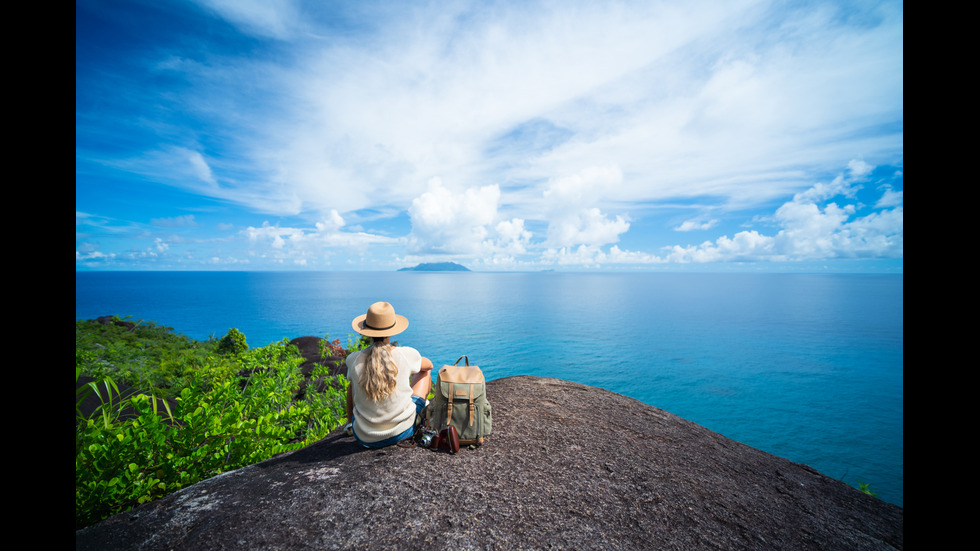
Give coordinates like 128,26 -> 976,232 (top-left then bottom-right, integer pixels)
360,339 -> 398,401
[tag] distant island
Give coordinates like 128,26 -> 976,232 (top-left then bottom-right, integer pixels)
398,262 -> 471,272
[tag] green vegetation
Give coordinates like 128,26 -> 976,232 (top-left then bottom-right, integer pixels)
856,481 -> 878,497
217,327 -> 249,355
75,318 -> 352,529
76,316 -> 229,398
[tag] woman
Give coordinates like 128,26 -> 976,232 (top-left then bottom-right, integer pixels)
344,301 -> 433,448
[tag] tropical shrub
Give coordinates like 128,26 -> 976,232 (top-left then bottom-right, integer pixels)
75,322 -> 351,529
217,327 -> 249,355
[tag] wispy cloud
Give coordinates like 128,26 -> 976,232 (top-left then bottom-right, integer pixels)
675,219 -> 720,232
151,215 -> 198,228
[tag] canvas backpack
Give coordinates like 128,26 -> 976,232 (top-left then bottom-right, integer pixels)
425,356 -> 492,446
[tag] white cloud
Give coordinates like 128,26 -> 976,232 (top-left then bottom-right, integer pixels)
793,173 -> 860,204
494,218 -> 533,255
675,219 -> 719,232
76,243 -> 115,262
546,208 -> 630,248
654,161 -> 902,263
542,244 -> 606,267
407,179 -> 501,254
192,0 -> 302,40
315,210 -> 346,232
534,158 -> 902,267
77,1 -> 903,270
243,219 -> 401,264
541,166 -> 631,248
543,166 -> 623,207
155,0 -> 900,221
186,149 -> 217,185
876,185 -> 903,208
663,230 -> 777,263
847,159 -> 874,179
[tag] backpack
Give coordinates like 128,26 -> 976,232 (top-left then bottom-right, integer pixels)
425,356 -> 492,446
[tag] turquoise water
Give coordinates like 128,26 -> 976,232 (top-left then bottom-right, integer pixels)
76,271 -> 903,506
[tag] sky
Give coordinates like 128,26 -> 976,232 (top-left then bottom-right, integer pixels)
76,0 -> 903,272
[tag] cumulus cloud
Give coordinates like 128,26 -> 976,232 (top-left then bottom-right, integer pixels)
315,210 -> 346,233
541,244 -> 606,267
663,230 -> 778,263
536,159 -> 902,267
543,244 -> 662,267
407,179 -> 501,254
542,166 -> 631,248
656,161 -> 903,263
76,242 -> 115,262
494,218 -> 533,255
546,208 -> 630,248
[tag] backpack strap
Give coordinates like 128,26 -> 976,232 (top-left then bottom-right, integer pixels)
454,356 -> 469,366
468,384 -> 475,427
447,382 -> 454,426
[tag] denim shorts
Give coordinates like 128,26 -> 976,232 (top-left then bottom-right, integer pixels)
354,395 -> 426,449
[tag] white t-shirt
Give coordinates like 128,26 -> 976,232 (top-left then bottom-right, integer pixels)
345,345 -> 422,443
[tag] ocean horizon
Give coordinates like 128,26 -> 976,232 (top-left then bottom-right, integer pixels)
76,270 -> 903,506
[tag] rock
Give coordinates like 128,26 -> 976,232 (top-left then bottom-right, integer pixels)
95,316 -> 136,331
287,336 -> 347,400
289,336 -> 347,377
75,376 -> 902,550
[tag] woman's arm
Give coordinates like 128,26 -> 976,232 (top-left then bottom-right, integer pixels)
412,357 -> 433,398
346,384 -> 354,423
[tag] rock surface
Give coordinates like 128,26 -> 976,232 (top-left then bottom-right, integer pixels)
75,376 -> 902,550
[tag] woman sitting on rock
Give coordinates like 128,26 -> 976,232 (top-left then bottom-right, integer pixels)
344,301 -> 433,448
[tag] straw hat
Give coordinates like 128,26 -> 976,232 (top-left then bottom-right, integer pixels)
351,301 -> 409,337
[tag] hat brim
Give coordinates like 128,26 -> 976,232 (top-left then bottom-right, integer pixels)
351,314 -> 409,337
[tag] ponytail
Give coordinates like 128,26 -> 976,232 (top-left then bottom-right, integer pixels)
361,339 -> 398,401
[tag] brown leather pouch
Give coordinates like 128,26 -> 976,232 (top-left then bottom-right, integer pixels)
436,425 -> 460,454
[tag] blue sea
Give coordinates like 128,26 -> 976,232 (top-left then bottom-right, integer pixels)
75,271 -> 903,506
